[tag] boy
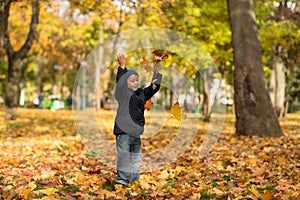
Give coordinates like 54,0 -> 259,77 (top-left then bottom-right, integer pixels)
114,53 -> 162,187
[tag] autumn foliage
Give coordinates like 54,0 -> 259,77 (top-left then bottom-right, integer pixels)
0,108 -> 299,199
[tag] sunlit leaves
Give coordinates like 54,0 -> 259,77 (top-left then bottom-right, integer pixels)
140,49 -> 169,73
140,58 -> 152,72
152,49 -> 169,63
8,1 -> 32,51
0,108 -> 299,199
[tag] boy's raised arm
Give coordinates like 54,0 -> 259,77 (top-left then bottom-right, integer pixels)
116,53 -> 127,83
144,72 -> 162,100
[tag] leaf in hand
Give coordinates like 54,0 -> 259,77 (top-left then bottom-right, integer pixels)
171,101 -> 183,121
144,99 -> 153,111
161,52 -> 169,61
152,49 -> 164,57
152,57 -> 161,64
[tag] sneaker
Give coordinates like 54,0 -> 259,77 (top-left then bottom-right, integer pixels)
114,180 -> 128,188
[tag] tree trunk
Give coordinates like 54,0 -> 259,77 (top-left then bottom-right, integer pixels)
5,58 -> 22,120
227,0 -> 283,137
269,56 -> 286,118
3,0 -> 39,120
0,1 -> 10,50
202,70 -> 211,121
95,25 -> 104,111
36,54 -> 43,95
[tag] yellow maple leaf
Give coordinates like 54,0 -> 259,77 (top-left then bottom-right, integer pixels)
22,188 -> 31,198
261,190 -> 274,200
139,179 -> 151,190
249,185 -> 260,197
158,170 -> 170,179
170,101 -> 183,121
39,188 -> 58,196
96,190 -> 116,198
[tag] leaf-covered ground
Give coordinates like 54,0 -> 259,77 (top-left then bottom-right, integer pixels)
0,108 -> 299,199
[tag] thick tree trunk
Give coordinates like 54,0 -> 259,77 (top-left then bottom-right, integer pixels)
3,0 -> 39,120
5,58 -> 22,120
227,0 -> 283,137
269,56 -> 286,118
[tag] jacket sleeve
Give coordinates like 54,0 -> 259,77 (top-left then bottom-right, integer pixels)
116,66 -> 128,83
115,67 -> 128,100
143,72 -> 162,100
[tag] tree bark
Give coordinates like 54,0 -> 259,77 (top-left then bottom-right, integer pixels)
5,58 -> 21,119
0,0 -> 11,50
94,25 -> 104,111
227,0 -> 283,137
4,0 -> 39,120
202,70 -> 211,121
269,56 -> 286,118
36,53 -> 43,95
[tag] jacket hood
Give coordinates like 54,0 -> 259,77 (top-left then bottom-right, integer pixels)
116,69 -> 139,93
119,69 -> 138,87
122,69 -> 139,81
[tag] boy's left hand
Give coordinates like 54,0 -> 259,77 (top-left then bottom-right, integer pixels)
152,79 -> 157,89
117,53 -> 126,68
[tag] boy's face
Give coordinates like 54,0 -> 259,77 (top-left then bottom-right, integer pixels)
127,74 -> 139,91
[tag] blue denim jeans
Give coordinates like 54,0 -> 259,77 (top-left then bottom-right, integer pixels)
115,134 -> 142,186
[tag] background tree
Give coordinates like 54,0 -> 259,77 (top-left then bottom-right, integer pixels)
257,0 -> 300,117
2,0 -> 39,120
1,0 -> 298,120
227,0 -> 283,137
159,0 -> 232,120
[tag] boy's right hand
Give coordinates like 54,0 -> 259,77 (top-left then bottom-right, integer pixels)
117,53 -> 126,68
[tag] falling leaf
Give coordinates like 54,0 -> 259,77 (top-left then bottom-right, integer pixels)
140,58 -> 149,66
144,99 -> 153,111
171,101 -> 183,121
140,58 -> 152,73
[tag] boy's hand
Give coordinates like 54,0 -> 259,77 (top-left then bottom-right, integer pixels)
117,53 -> 126,68
152,79 -> 157,90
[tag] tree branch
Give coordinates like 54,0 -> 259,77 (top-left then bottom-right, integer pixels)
0,0 -> 11,51
16,0 -> 39,59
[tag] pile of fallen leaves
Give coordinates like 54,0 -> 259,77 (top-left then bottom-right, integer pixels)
0,108 -> 299,199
